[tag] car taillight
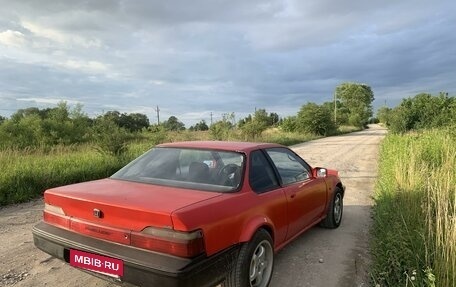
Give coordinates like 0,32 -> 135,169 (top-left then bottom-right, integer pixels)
43,203 -> 69,229
130,227 -> 204,258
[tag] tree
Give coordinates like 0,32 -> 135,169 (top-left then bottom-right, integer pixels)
321,100 -> 350,125
1,102 -> 94,148
376,106 -> 392,125
388,105 -> 412,134
268,112 -> 279,126
412,92 -> 454,128
92,117 -> 131,155
280,116 -> 297,132
0,115 -> 6,125
48,101 -> 70,122
148,124 -> 168,145
69,103 -> 92,142
335,83 -> 374,127
10,107 -> 42,122
237,115 -> 252,128
252,109 -> 269,129
190,120 -> 209,131
162,116 -> 185,131
100,111 -> 121,124
451,98 -> 456,126
296,103 -> 337,136
209,114 -> 234,140
118,113 -> 150,132
98,111 -> 150,132
41,102 -> 82,145
0,103 -> 151,149
240,109 -> 271,140
238,109 -> 279,129
0,114 -> 43,148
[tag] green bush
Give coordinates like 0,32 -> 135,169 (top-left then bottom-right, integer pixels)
388,93 -> 455,134
296,103 -> 338,136
209,121 -> 233,140
92,118 -> 133,155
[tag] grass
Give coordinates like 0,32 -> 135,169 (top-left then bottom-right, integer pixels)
0,144 -> 147,206
336,125 -> 363,134
371,128 -> 455,286
258,128 -> 322,145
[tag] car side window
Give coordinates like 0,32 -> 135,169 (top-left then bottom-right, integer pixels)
249,150 -> 279,193
265,148 -> 311,185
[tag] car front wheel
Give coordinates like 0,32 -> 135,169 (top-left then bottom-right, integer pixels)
224,229 -> 274,287
320,187 -> 343,228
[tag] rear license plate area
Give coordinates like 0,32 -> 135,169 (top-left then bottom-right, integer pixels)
69,249 -> 124,278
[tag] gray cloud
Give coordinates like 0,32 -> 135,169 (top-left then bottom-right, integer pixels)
0,0 -> 455,126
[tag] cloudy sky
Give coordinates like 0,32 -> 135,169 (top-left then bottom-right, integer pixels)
0,0 -> 455,126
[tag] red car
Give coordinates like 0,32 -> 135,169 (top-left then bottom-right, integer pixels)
33,141 -> 344,287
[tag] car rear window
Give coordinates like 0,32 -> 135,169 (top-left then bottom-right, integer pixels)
111,147 -> 245,192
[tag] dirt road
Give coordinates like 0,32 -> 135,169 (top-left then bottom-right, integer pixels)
0,125 -> 386,287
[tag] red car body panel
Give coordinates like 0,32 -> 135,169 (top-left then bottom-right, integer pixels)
171,186 -> 290,255
281,178 -> 327,236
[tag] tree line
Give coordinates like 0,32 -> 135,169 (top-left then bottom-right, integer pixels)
0,82 -> 376,152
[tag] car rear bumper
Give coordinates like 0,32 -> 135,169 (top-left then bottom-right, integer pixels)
33,222 -> 239,287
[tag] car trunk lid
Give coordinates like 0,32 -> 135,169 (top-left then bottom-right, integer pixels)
44,178 -> 222,232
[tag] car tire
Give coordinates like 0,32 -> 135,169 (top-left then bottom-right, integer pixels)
319,187 -> 343,229
224,229 -> 274,287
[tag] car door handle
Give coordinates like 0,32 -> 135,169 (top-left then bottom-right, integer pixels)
290,193 -> 296,199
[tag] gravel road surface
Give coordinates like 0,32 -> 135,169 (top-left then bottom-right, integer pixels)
0,125 -> 386,287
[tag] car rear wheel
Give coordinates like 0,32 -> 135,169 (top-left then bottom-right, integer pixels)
320,187 -> 343,228
224,229 -> 274,287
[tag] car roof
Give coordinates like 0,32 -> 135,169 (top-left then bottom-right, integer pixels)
157,141 -> 285,153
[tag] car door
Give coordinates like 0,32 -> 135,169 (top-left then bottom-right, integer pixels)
248,150 -> 288,246
265,148 -> 327,239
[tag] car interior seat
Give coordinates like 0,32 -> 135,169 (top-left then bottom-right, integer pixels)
188,162 -> 210,183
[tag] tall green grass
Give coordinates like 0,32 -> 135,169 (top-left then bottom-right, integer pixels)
371,128 -> 455,286
0,144 -> 148,206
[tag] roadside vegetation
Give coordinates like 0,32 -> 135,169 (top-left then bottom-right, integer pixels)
372,92 -> 456,286
0,145 -> 126,206
0,82 -> 370,206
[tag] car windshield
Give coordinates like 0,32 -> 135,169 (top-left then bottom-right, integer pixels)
111,147 -> 245,192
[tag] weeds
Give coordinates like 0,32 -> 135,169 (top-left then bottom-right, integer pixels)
371,129 -> 455,286
0,144 -> 146,206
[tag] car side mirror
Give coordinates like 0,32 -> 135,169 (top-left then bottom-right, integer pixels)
315,168 -> 327,178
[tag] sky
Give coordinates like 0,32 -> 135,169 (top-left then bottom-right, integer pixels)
0,0 -> 455,126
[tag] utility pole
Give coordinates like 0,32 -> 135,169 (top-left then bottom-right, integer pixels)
210,112 -> 213,126
155,105 -> 160,125
334,91 -> 337,124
